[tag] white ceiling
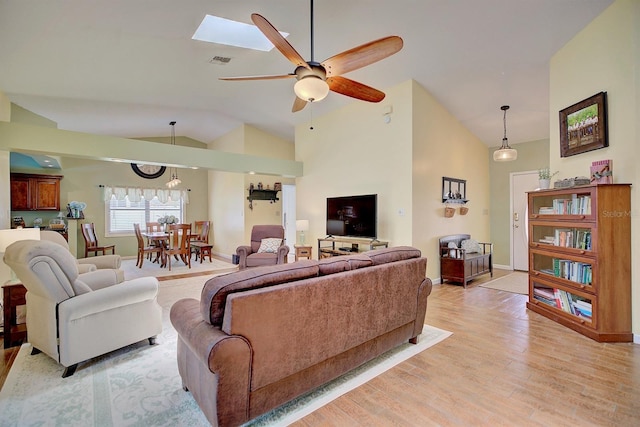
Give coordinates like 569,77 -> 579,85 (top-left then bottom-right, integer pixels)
0,0 -> 613,148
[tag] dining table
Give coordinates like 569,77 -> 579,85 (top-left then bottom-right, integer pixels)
140,231 -> 169,265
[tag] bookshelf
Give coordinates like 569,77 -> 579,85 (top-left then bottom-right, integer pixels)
527,184 -> 632,342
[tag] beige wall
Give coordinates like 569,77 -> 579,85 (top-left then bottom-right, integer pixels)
550,0 -> 639,333
412,81 -> 491,279
295,79 -> 491,280
489,138 -> 550,266
0,94 -> 10,228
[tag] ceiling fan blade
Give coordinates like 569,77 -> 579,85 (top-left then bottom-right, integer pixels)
327,76 -> 386,102
292,96 -> 307,113
219,73 -> 296,81
322,36 -> 403,76
251,14 -> 311,70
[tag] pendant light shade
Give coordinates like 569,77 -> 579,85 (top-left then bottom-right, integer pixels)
294,76 -> 330,102
493,105 -> 517,162
166,121 -> 182,188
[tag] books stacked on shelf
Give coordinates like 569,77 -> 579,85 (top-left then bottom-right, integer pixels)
533,286 -> 592,320
551,194 -> 591,215
538,235 -> 555,245
552,258 -> 592,284
550,228 -> 592,250
538,206 -> 555,215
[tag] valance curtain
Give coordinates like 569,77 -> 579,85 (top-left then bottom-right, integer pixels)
103,186 -> 189,204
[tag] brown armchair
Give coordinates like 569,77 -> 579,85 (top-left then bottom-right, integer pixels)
236,225 -> 289,269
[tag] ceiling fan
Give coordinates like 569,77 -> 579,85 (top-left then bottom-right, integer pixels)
219,0 -> 403,112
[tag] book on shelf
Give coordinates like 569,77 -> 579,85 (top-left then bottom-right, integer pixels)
538,206 -> 555,215
590,159 -> 613,184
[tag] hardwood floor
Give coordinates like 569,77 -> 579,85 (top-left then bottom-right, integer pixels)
1,269 -> 639,426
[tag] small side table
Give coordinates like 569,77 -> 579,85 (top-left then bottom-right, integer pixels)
294,245 -> 313,261
2,282 -> 27,349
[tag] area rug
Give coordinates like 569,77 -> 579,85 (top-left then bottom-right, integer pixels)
479,271 -> 529,295
0,273 -> 452,426
119,256 -> 238,281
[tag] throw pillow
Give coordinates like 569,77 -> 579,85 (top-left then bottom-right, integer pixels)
461,239 -> 482,254
447,241 -> 458,258
257,238 -> 282,253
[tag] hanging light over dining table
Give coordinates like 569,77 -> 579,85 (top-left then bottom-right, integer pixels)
166,121 -> 182,188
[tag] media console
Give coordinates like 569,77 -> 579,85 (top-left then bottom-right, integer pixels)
318,237 -> 389,258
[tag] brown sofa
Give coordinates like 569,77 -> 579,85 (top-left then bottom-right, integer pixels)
170,246 -> 432,426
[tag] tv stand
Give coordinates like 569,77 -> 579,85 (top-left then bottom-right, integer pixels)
318,237 -> 389,258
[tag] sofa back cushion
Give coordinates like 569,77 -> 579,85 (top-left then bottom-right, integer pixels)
364,246 -> 422,265
200,260 -> 319,325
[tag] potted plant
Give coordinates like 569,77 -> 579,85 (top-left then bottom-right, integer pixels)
538,167 -> 558,190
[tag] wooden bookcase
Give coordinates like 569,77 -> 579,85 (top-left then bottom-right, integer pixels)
526,184 -> 631,342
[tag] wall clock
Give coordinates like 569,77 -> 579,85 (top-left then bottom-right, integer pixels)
131,163 -> 166,179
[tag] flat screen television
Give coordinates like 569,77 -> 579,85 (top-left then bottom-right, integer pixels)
326,194 -> 377,239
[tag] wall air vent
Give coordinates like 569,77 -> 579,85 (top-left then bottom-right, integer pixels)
209,56 -> 232,65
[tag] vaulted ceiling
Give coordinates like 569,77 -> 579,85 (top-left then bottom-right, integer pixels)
0,0 -> 613,147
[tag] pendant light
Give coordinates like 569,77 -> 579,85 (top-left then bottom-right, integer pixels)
493,105 -> 518,162
165,121 -> 182,188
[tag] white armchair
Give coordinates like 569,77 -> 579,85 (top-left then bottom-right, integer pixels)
40,230 -> 123,278
3,239 -> 163,377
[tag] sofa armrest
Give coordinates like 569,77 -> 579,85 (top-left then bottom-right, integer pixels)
78,254 -> 121,270
276,245 -> 289,264
77,263 -> 97,274
236,245 -> 253,269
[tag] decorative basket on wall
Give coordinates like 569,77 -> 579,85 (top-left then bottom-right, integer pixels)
444,206 -> 455,218
459,206 -> 469,215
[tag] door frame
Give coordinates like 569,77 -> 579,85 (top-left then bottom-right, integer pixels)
510,170 -> 539,271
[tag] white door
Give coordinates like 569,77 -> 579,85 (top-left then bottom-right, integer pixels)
282,184 -> 296,262
511,171 -> 539,271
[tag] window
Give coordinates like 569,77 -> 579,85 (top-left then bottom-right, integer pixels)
103,187 -> 188,236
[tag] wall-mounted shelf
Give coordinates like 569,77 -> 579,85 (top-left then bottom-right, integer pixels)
442,176 -> 468,204
247,188 -> 280,210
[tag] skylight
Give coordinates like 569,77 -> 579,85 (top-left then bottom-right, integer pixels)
192,15 -> 289,52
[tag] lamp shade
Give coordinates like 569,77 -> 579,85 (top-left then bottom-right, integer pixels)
493,147 -> 518,161
294,76 -> 329,102
0,228 -> 41,284
296,220 -> 310,232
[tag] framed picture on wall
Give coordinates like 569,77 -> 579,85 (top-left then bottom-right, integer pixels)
559,91 -> 608,157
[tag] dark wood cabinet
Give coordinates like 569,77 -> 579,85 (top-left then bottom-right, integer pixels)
10,173 -> 62,211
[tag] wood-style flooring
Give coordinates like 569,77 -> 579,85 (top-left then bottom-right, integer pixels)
2,269 -> 639,426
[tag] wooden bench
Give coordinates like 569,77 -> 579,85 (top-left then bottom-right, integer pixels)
191,241 -> 213,263
439,234 -> 493,288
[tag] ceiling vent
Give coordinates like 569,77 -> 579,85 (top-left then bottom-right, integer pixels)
209,56 -> 232,65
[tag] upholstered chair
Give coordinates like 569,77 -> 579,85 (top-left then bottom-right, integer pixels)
235,225 -> 289,269
3,239 -> 163,377
40,230 -> 123,280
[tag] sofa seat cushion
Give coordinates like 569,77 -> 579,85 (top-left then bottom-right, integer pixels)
245,252 -> 279,267
201,260 -> 319,325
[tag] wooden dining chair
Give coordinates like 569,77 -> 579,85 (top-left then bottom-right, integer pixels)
80,223 -> 116,258
163,223 -> 191,271
134,223 -> 163,268
190,220 -> 210,244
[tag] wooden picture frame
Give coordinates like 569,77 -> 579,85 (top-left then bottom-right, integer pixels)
559,91 -> 608,157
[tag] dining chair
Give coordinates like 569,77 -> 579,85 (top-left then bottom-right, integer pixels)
134,223 -> 163,268
190,220 -> 210,244
146,222 -> 162,232
81,223 -> 116,258
163,223 -> 191,271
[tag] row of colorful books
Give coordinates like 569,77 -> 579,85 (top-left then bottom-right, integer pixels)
552,258 -> 593,284
532,287 -> 592,319
539,228 -> 592,250
551,194 -> 592,215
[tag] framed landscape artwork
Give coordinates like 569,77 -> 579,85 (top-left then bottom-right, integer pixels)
559,91 -> 608,157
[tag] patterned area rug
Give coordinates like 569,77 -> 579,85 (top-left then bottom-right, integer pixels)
479,271 -> 529,295
119,256 -> 238,280
0,275 -> 452,426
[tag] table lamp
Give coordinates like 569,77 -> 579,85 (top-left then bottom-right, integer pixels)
0,228 -> 41,284
296,220 -> 309,245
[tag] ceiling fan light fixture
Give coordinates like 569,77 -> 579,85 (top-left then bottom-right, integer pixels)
493,105 -> 518,162
294,76 -> 329,102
